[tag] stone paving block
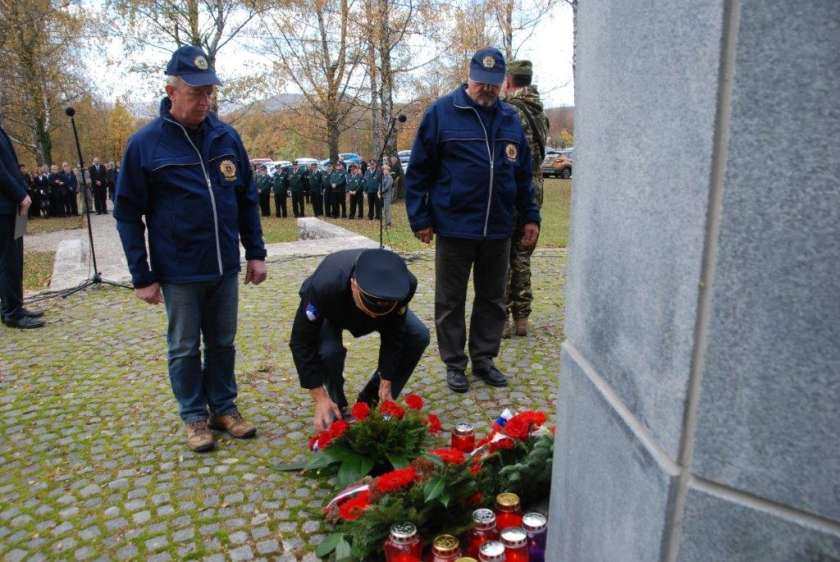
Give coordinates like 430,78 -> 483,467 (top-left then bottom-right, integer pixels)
229,545 -> 255,561
0,251 -> 565,560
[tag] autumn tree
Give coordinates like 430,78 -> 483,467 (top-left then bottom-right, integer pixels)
487,0 -> 557,61
260,0 -> 364,162
0,0 -> 87,165
109,0 -> 271,110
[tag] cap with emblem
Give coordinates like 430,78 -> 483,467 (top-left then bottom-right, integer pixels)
469,47 -> 506,86
165,45 -> 222,87
506,60 -> 533,78
353,249 -> 411,303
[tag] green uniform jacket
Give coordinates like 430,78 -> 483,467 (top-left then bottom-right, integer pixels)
329,170 -> 347,192
272,172 -> 287,194
363,170 -> 382,194
256,174 -> 272,194
289,168 -> 306,193
348,175 -> 364,193
309,170 -> 323,194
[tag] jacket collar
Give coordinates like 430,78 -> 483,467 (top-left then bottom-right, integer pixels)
159,96 -> 221,132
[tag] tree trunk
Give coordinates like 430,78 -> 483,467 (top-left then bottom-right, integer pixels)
367,10 -> 380,157
377,0 -> 396,157
326,112 -> 340,163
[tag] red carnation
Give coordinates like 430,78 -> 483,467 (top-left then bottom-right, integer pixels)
431,448 -> 465,465
338,491 -> 371,521
503,416 -> 530,440
404,394 -> 424,410
351,402 -> 371,421
470,460 -> 482,475
316,430 -> 334,450
468,492 -> 483,506
520,410 -> 547,427
426,414 -> 442,434
380,400 -> 405,419
374,467 -> 417,493
329,419 -> 349,439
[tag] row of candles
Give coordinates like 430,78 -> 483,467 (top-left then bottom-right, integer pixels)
383,492 -> 548,562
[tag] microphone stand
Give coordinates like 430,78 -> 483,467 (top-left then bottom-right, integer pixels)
53,108 -> 131,298
375,115 -> 403,248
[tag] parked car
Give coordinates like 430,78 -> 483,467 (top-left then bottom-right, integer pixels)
267,160 -> 292,176
251,157 -> 272,171
542,148 -> 573,179
338,152 -> 362,165
294,157 -> 319,168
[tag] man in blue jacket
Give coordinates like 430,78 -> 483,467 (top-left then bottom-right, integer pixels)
114,46 -> 267,452
405,47 -> 540,394
0,125 -> 44,329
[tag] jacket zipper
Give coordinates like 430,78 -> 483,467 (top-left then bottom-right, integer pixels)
455,103 -> 494,237
164,118 -> 224,276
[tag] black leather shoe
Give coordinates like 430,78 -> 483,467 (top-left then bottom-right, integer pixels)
446,369 -> 470,393
473,365 -> 508,387
22,307 -> 44,318
5,316 -> 45,329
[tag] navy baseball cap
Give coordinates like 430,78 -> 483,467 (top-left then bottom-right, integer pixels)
353,249 -> 411,303
165,45 -> 222,87
469,47 -> 506,86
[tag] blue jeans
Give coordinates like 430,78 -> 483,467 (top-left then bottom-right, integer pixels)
161,272 -> 239,422
319,309 -> 430,409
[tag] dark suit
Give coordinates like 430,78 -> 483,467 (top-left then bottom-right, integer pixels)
89,164 -> 108,214
0,126 -> 27,322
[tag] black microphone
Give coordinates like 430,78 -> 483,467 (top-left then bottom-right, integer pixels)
65,107 -> 76,117
397,114 -> 406,123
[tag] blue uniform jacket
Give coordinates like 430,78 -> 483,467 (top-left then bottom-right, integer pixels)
114,98 -> 266,288
405,85 -> 539,240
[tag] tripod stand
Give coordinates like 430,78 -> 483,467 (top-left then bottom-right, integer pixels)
34,108 -> 132,301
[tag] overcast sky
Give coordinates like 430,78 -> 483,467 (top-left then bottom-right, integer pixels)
84,2 -> 575,110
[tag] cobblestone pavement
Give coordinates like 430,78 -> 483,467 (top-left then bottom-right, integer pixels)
0,249 -> 566,561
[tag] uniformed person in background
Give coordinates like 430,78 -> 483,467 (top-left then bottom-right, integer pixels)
319,162 -> 332,218
289,248 -> 430,431
329,161 -> 347,218
256,164 -> 272,217
347,164 -> 364,219
34,167 -> 49,217
289,163 -> 306,217
273,165 -> 289,218
501,60 -> 549,338
308,162 -> 323,217
62,162 -> 79,216
364,160 -> 382,221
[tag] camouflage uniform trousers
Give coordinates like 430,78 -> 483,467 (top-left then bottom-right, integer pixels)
506,177 -> 543,320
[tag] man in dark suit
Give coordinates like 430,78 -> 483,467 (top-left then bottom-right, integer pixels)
62,162 -> 78,216
89,157 -> 108,214
0,124 -> 44,329
34,167 -> 49,217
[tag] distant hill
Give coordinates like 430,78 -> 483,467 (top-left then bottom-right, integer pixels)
221,93 -> 306,116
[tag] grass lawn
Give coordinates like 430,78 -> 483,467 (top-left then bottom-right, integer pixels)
323,178 -> 572,251
23,250 -> 55,291
26,215 -> 83,235
260,215 -> 301,244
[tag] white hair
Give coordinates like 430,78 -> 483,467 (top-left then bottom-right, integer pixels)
166,75 -> 186,89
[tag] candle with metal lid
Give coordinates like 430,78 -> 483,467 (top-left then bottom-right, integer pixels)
478,541 -> 507,562
494,493 -> 523,530
451,422 -> 476,452
466,508 -> 500,558
501,528 -> 528,562
522,512 -> 547,562
430,534 -> 462,561
384,522 -> 422,562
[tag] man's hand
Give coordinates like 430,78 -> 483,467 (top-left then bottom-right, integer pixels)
414,227 -> 434,244
310,387 -> 342,432
245,259 -> 267,285
520,223 -> 540,248
18,195 -> 31,217
378,378 -> 393,404
135,282 -> 163,305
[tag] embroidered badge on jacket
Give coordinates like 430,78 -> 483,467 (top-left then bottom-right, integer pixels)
505,143 -> 518,161
219,159 -> 237,180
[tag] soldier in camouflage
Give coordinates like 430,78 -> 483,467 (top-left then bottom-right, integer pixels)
501,60 -> 549,338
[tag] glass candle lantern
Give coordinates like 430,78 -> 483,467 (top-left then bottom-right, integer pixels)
385,522 -> 423,562
522,512 -> 547,562
478,540 -> 507,562
430,534 -> 462,562
500,528 -> 528,562
451,423 -> 476,452
494,493 -> 523,530
466,508 -> 500,559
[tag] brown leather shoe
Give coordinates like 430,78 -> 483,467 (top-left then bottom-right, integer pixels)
186,420 -> 215,452
209,408 -> 256,439
514,317 -> 528,337
502,318 -> 512,339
